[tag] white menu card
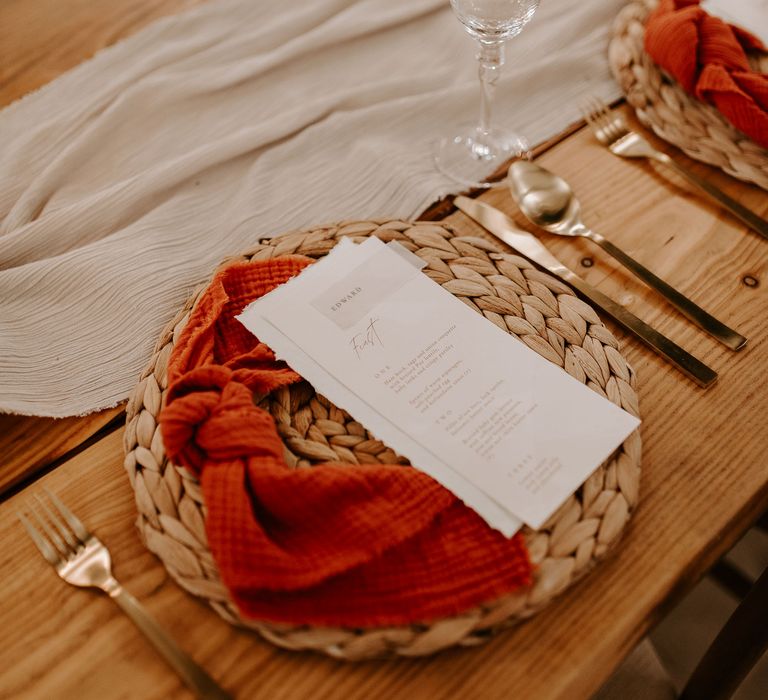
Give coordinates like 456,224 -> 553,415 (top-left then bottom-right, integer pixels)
238,237 -> 640,535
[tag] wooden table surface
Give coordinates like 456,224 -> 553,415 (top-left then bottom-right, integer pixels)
2,2 -> 767,699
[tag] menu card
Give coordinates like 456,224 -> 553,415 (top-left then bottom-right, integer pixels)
238,237 -> 640,535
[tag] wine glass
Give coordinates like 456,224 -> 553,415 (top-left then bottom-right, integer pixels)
434,0 -> 540,188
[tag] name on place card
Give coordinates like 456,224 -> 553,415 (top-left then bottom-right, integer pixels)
238,237 -> 639,535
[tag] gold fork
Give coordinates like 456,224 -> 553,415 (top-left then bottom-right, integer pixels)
582,96 -> 768,241
18,489 -> 232,700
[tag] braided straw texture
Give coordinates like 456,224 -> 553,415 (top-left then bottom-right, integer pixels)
609,0 -> 768,190
123,220 -> 642,660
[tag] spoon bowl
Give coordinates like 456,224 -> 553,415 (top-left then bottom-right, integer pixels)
507,160 -> 584,235
504,160 -> 746,351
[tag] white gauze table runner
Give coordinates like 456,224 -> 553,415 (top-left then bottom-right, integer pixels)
0,0 -> 623,417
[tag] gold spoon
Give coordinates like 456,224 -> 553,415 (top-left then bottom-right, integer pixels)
506,160 -> 746,351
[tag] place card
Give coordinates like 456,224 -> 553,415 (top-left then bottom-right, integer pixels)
238,237 -> 640,534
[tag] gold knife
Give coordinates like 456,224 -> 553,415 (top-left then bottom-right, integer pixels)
454,196 -> 717,389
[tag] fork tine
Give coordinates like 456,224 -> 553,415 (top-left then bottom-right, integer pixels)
28,500 -> 71,557
581,95 -> 611,143
592,95 -> 610,117
581,102 -> 601,140
585,95 -> 630,144
46,488 -> 90,542
589,96 -> 613,133
18,511 -> 61,565
600,108 -> 622,142
35,493 -> 80,550
596,97 -> 626,140
608,119 -> 627,141
581,95 -> 597,118
581,101 -> 597,129
584,94 -> 601,118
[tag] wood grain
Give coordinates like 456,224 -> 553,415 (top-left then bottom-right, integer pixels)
0,408 -> 123,497
0,0 -> 208,494
1,116 -> 766,698
2,0 -> 768,696
472,105 -> 768,387
0,0 -> 565,495
0,227 -> 766,700
0,0 -> 208,109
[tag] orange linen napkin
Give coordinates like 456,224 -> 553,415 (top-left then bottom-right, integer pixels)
645,0 -> 768,149
160,256 -> 531,626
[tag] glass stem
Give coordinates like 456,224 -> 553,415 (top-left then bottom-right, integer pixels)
476,40 -> 505,146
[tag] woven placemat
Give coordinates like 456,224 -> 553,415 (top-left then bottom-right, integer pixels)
123,220 -> 642,659
609,0 -> 768,190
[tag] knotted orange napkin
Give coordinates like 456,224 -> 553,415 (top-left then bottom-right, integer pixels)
645,0 -> 768,149
160,256 -> 531,626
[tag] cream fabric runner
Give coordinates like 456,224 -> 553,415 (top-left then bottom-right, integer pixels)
0,0 -> 623,417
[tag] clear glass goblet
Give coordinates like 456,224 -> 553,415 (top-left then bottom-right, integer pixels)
434,0 -> 540,188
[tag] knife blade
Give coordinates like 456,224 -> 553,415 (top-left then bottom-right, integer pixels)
454,196 -> 717,389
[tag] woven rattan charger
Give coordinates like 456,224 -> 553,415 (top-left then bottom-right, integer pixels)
123,220 -> 642,660
609,0 -> 768,190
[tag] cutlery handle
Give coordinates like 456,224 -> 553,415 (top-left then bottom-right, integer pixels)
587,231 -> 747,351
653,153 -> 768,241
562,272 -> 718,388
108,584 -> 232,699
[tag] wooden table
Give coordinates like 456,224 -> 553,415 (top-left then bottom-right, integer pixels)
1,2 -> 767,699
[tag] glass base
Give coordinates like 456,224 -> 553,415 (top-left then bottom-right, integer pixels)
434,124 -> 530,189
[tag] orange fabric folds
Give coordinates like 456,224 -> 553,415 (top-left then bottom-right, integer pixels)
159,257 -> 531,626
645,0 -> 768,149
